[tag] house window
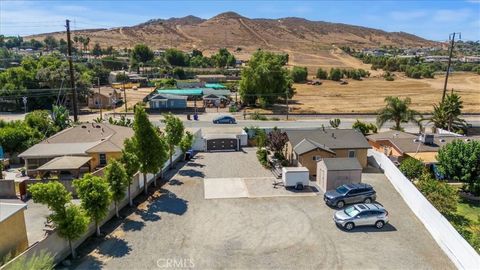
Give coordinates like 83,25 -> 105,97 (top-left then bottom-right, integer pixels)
312,156 -> 322,161
348,150 -> 356,158
99,153 -> 107,165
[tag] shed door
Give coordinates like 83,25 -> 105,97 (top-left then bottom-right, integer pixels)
206,139 -> 238,151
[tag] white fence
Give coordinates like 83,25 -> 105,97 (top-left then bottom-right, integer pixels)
1,148 -> 183,269
368,150 -> 480,270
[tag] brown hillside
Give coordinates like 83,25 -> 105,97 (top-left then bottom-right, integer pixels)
28,12 -> 436,68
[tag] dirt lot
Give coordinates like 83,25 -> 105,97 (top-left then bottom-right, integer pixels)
290,72 -> 480,114
73,151 -> 454,269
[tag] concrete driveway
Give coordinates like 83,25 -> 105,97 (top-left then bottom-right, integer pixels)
73,151 -> 454,269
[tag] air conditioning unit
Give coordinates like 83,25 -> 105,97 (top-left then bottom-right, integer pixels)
419,134 -> 434,145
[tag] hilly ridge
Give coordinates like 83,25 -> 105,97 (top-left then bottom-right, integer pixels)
29,12 -> 435,52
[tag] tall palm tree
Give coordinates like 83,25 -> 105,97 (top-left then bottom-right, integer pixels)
376,96 -> 421,131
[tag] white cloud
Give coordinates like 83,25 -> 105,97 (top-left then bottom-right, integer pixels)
390,10 -> 427,21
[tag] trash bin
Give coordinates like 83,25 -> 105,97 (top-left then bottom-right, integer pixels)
185,150 -> 194,160
187,114 -> 191,120
193,113 -> 198,121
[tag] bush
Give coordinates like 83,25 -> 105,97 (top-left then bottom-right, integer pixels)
250,111 -> 268,121
316,68 -> 328,79
416,172 -> 458,215
399,157 -> 424,180
352,120 -> 377,135
291,66 -> 308,83
256,148 -> 270,168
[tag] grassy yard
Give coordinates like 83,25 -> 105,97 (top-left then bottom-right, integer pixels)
457,200 -> 480,223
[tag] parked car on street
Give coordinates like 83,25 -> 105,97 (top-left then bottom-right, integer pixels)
213,115 -> 236,124
324,183 -> 376,208
333,203 -> 389,231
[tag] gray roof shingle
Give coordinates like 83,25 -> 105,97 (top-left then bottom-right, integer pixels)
320,158 -> 362,171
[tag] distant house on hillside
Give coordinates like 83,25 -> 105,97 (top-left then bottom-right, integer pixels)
149,94 -> 187,110
87,87 -> 122,109
196,74 -> 227,83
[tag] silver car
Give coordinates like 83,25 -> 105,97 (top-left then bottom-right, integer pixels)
333,203 -> 389,231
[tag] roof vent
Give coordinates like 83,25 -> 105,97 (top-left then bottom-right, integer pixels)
96,125 -> 101,128
413,139 -> 419,143
440,139 -> 446,143
81,125 -> 87,128
331,133 -> 335,139
465,138 -> 471,142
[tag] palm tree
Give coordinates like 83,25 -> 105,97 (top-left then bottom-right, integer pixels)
376,96 -> 421,131
424,93 -> 466,132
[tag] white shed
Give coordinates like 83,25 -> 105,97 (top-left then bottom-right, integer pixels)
317,158 -> 362,193
282,167 -> 309,188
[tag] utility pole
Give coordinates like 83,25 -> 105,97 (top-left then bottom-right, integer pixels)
442,32 -> 461,103
285,92 -> 289,120
66,19 -> 78,122
97,78 -> 102,120
123,77 -> 127,113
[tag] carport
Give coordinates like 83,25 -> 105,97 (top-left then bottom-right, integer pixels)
316,158 -> 362,192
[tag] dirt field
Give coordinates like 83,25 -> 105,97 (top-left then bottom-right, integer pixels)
290,72 -> 480,113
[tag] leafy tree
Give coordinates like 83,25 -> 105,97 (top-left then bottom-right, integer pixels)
416,171 -> 458,215
116,72 -> 129,83
172,67 -> 186,80
0,122 -> 41,156
254,129 -> 267,148
121,138 -> 140,206
352,120 -> 377,135
376,96 -> 421,131
29,39 -> 44,50
164,48 -> 187,66
329,118 -> 341,128
105,159 -> 129,218
133,106 -> 168,194
43,36 -> 58,50
73,174 -> 111,236
131,44 -> 154,67
239,50 -> 292,106
399,157 -> 424,180
25,110 -> 58,137
437,140 -> 480,195
211,48 -> 236,68
425,93 -> 466,132
267,127 -> 288,157
29,182 -> 89,258
179,131 -> 194,160
162,113 -> 184,168
291,66 -> 308,83
92,43 -> 102,57
316,68 -> 328,79
329,68 -> 343,81
191,49 -> 203,57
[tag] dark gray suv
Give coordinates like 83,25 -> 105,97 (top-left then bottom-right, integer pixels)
324,183 -> 376,208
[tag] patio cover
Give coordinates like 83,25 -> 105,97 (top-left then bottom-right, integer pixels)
37,156 -> 92,171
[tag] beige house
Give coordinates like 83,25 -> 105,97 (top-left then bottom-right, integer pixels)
88,87 -> 122,109
0,203 -> 28,259
285,128 -> 370,176
18,123 -> 133,177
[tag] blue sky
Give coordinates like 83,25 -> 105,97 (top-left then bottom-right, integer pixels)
1,0 -> 479,41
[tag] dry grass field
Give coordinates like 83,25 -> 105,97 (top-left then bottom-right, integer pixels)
289,72 -> 480,114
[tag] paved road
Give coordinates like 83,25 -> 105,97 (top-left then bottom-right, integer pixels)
73,151 -> 454,269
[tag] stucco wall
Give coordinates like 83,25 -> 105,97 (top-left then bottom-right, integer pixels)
298,149 -> 336,175
89,152 -> 122,169
0,209 -> 28,259
334,149 -> 368,168
0,180 -> 16,198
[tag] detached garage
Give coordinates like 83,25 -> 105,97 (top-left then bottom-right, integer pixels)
204,134 -> 239,151
316,158 -> 362,193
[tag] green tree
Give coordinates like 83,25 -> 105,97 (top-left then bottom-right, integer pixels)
172,67 -> 186,79
43,36 -> 58,50
133,106 -> 168,194
352,120 -> 377,135
121,138 -> 140,206
25,110 -> 58,137
399,157 -> 424,180
425,93 -> 466,132
316,68 -> 328,79
416,171 -> 458,215
105,159 -> 129,218
291,66 -> 308,83
131,44 -> 154,68
29,182 -> 89,258
0,122 -> 41,156
162,113 -> 184,168
437,140 -> 480,195
328,68 -> 343,81
179,131 -> 194,160
211,48 -> 236,68
164,48 -> 187,66
73,174 -> 111,236
376,96 -> 421,131
239,51 -> 292,106
92,43 -> 102,57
